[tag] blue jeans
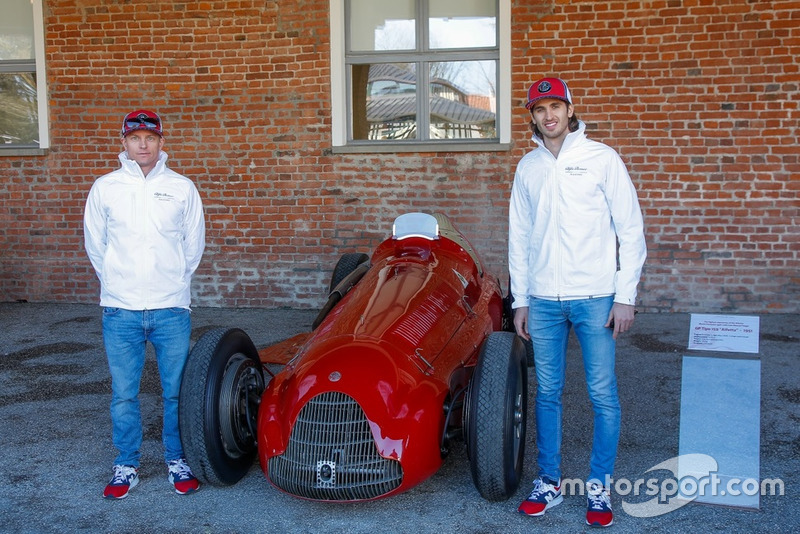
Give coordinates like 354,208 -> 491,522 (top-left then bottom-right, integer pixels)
102,307 -> 191,467
528,296 -> 620,484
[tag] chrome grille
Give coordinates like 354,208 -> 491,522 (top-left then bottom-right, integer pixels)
268,391 -> 403,500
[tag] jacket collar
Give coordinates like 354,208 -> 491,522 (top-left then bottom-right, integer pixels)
532,120 -> 587,157
117,150 -> 168,179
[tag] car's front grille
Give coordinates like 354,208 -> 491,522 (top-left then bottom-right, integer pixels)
268,391 -> 403,500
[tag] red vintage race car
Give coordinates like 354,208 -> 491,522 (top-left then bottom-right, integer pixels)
179,212 -> 529,502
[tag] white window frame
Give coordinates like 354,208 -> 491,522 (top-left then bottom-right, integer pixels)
0,0 -> 49,154
329,0 -> 511,153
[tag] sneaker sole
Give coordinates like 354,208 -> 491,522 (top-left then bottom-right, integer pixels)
586,518 -> 614,528
519,494 -> 563,516
103,476 -> 138,500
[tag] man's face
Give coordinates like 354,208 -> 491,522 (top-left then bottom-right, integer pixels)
530,98 -> 574,142
121,130 -> 164,173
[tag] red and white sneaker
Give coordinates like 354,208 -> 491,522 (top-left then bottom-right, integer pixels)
586,482 -> 614,527
167,458 -> 200,495
103,465 -> 139,500
518,477 -> 563,516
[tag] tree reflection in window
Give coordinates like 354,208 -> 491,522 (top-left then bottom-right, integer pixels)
0,72 -> 39,146
347,0 -> 497,144
353,63 -> 495,141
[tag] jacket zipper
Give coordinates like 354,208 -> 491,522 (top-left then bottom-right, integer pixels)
551,155 -> 563,299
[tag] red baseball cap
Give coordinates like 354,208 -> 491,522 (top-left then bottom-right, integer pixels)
525,78 -> 573,109
121,109 -> 163,137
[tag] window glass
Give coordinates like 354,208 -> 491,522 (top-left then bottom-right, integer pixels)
428,0 -> 496,49
338,0 -> 505,149
429,61 -> 496,139
352,63 -> 418,140
0,0 -> 35,60
0,73 -> 39,145
349,0 -> 415,52
1,0 -> 43,149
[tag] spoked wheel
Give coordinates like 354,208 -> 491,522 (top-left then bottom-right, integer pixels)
179,328 -> 265,486
465,331 -> 528,501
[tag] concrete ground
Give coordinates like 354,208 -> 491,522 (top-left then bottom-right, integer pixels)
0,302 -> 797,533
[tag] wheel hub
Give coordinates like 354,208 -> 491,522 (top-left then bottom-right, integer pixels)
219,353 -> 264,457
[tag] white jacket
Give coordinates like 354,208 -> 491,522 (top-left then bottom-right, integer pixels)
84,151 -> 205,310
508,122 -> 646,308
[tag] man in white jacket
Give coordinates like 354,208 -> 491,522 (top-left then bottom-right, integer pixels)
510,78 -> 646,527
84,110 -> 205,499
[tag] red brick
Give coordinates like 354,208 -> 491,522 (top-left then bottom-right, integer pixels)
0,0 -> 796,314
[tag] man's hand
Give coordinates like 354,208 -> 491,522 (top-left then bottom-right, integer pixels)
514,306 -> 530,340
606,302 -> 636,339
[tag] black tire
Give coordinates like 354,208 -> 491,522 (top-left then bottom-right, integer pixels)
179,328 -> 265,486
465,331 -> 528,501
329,252 -> 370,293
312,253 -> 371,329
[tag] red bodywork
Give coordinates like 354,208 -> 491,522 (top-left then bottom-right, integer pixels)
256,214 -> 504,500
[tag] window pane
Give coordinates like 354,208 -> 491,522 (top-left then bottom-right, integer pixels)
352,63 -> 418,140
429,0 -> 496,49
0,0 -> 35,60
0,72 -> 39,146
429,61 -> 496,140
349,0 -> 415,52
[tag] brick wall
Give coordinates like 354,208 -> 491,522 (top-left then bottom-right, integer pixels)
1,0 -> 797,313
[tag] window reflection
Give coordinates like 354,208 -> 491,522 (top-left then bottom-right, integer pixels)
429,61 -> 496,139
1,0 -> 40,147
0,73 -> 39,146
1,0 -> 36,60
345,0 -> 498,144
428,0 -> 496,49
349,0 -> 415,52
352,64 -> 418,140
351,62 -> 496,141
